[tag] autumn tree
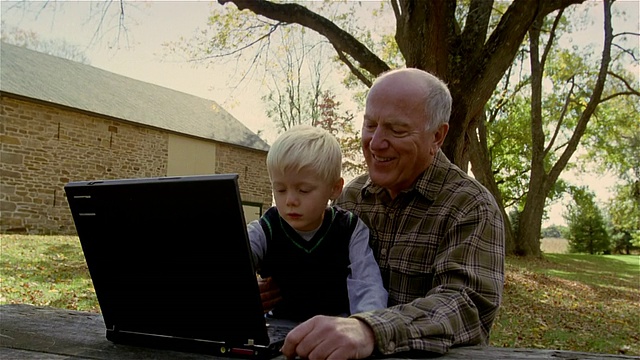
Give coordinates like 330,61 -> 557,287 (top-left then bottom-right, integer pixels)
244,22 -> 363,176
315,90 -> 365,179
215,0 -> 587,169
210,0 -> 637,257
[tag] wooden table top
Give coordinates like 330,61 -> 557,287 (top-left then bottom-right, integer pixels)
0,304 -> 636,359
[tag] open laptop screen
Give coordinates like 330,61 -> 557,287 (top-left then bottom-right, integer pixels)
65,174 -> 270,347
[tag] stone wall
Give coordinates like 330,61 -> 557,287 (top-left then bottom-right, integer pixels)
0,96 -> 271,235
216,143 -> 273,208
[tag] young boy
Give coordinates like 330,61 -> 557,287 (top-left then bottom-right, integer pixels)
247,125 -> 387,322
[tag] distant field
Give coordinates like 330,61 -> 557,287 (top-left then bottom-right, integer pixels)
540,237 -> 568,254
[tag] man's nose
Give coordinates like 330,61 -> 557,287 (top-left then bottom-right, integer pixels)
369,127 -> 390,150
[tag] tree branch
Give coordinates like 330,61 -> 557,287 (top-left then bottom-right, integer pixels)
332,44 -> 373,87
613,31 -> 640,39
544,76 -> 575,156
540,9 -> 564,70
218,0 -> 390,80
599,91 -> 640,103
466,0 -> 584,116
189,22 -> 282,61
546,0 -> 614,193
612,42 -> 639,62
460,0 -> 493,58
607,71 -> 640,95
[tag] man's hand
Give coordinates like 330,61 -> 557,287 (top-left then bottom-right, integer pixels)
257,276 -> 282,313
281,316 -> 375,360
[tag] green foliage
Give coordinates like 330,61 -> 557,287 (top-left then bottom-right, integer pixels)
564,186 -> 611,254
508,208 -> 521,236
581,96 -> 639,182
486,95 -> 533,209
485,6 -> 610,206
607,182 -> 640,253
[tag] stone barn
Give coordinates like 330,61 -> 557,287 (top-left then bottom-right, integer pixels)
0,43 -> 272,235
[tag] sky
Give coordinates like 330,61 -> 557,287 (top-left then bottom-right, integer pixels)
2,0 -> 638,226
2,1 -> 275,137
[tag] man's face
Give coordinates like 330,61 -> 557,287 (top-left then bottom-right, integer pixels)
362,74 -> 447,198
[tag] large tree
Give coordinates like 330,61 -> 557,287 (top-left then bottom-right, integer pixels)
207,0 -> 640,257
470,1 -> 638,256
216,0 -> 585,169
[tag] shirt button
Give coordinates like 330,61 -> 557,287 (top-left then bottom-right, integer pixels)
387,341 -> 395,351
381,248 -> 387,255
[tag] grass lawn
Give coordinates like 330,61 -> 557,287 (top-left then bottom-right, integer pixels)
1,234 -> 639,356
0,234 -> 99,312
492,254 -> 640,356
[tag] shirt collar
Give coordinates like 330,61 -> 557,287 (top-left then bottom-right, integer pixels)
361,150 -> 450,201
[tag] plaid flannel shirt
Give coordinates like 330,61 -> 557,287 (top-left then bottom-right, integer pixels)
334,150 -> 505,355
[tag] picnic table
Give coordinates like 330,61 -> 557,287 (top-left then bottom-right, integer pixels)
0,304 -> 637,359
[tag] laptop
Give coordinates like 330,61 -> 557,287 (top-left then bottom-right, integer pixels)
64,173 -> 297,359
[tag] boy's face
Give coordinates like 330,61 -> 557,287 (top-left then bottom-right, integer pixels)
271,167 -> 343,232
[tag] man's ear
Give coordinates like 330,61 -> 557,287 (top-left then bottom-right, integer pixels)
330,178 -> 345,200
433,123 -> 449,149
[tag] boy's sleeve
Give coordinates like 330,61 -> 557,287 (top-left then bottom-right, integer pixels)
346,218 -> 388,314
247,219 -> 267,269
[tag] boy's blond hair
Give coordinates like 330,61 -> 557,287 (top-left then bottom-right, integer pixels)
267,125 -> 342,184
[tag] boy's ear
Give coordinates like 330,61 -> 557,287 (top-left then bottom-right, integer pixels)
330,178 -> 344,200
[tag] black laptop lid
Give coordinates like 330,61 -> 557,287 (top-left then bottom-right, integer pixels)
64,174 -> 270,346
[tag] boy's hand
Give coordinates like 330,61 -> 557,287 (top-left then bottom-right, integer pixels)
257,276 -> 282,313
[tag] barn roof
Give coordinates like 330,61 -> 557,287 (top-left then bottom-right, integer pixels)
0,42 -> 269,151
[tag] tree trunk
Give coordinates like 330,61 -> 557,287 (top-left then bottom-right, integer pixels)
512,0 -> 613,257
442,99 -> 469,167
516,193 -> 546,257
468,114 -> 515,254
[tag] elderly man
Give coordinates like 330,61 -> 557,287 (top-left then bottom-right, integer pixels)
270,68 -> 505,359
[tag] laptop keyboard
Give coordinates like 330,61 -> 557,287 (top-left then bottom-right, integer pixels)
266,324 -> 291,342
